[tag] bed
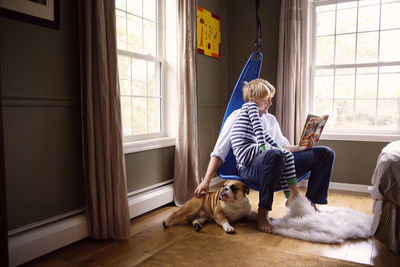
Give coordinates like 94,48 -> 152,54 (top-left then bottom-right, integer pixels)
370,140 -> 400,255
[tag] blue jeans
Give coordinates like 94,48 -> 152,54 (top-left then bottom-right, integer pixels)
238,146 -> 335,210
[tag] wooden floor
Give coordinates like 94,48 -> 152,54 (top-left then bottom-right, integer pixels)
25,187 -> 400,266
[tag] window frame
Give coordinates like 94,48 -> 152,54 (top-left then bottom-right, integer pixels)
309,0 -> 400,142
116,0 -> 168,144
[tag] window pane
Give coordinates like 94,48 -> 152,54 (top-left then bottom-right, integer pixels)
127,0 -> 142,16
315,99 -> 332,118
316,36 -> 334,65
355,99 -> 376,129
116,0 -> 126,10
358,1 -> 380,32
316,5 -> 336,36
121,96 -> 132,136
381,2 -> 400,30
380,30 -> 400,62
132,97 -> 147,134
148,98 -> 161,133
148,61 -> 160,97
127,14 -> 142,53
377,99 -> 400,130
132,58 -> 146,96
335,68 -> 355,98
357,32 -> 378,63
333,99 -> 354,128
118,55 -> 131,95
335,34 -> 356,64
143,20 -> 156,56
143,0 -> 156,21
336,2 -> 357,34
314,69 -> 334,99
356,67 -> 378,98
379,66 -> 400,98
116,10 -> 127,50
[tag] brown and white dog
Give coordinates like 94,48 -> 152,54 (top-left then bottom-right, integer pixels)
163,180 -> 256,233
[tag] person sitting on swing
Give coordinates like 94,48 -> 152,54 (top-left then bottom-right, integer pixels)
194,78 -> 335,234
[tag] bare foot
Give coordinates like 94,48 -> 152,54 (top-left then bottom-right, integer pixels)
257,209 -> 274,233
311,203 -> 320,212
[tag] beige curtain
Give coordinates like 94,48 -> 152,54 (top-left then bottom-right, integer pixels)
79,0 -> 130,239
174,0 -> 201,206
276,0 -> 310,144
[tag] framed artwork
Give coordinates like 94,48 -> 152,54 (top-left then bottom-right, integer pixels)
0,0 -> 59,29
197,6 -> 221,59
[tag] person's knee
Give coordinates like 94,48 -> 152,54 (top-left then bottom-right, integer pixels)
263,149 -> 286,166
322,146 -> 335,160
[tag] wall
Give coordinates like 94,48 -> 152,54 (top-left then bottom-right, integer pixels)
228,0 -> 281,115
319,140 -> 388,185
197,0 -> 230,177
0,1 -> 84,230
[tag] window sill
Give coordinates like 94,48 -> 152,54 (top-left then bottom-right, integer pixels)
123,137 -> 176,154
320,132 -> 400,143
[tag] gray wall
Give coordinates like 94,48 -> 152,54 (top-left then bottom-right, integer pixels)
1,1 -> 84,230
197,0 -> 230,177
319,140 -> 388,185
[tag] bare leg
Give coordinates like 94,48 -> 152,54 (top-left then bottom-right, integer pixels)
257,208 -> 274,233
311,203 -> 320,212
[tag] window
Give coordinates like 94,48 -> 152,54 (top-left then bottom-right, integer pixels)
311,0 -> 400,136
116,0 -> 164,142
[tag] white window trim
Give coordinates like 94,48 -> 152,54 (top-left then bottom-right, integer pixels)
123,136 -> 175,154
309,0 -> 400,141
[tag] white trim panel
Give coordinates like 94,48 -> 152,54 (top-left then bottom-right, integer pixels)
128,184 -> 174,218
320,132 -> 399,143
329,182 -> 370,193
8,215 -> 88,267
123,136 -> 175,154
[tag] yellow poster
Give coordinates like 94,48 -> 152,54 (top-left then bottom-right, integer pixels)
197,6 -> 221,59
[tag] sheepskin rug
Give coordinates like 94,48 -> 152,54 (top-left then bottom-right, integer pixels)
271,195 -> 373,243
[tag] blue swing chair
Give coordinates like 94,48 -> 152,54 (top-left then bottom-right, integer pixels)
216,51 -> 310,191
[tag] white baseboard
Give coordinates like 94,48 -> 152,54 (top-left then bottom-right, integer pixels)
329,182 -> 370,193
8,183 -> 174,267
128,183 -> 174,218
8,214 -> 88,267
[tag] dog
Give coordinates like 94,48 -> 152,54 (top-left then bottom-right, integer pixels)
162,180 -> 256,233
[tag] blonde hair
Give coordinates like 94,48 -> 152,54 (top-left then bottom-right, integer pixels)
242,78 -> 276,102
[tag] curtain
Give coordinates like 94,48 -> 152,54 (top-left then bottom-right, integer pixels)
276,0 -> 310,145
173,0 -> 201,206
79,0 -> 130,239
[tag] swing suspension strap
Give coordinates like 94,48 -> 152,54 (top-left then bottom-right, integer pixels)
254,0 -> 262,52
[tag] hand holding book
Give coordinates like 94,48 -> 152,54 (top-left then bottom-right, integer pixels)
299,114 -> 329,147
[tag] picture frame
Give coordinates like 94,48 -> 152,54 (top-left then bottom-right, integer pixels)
0,0 -> 59,30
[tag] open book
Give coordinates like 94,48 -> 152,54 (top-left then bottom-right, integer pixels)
299,114 -> 329,147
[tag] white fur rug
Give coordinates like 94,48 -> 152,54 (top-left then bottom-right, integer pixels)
271,195 -> 373,243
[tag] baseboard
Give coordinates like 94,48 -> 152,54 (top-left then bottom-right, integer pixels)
128,183 -> 174,218
8,183 -> 174,266
329,182 -> 370,193
8,214 -> 88,267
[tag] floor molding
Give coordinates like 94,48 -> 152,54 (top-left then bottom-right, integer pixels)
329,182 -> 370,193
8,183 -> 174,266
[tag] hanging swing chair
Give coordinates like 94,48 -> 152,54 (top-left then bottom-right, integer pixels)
216,0 -> 310,191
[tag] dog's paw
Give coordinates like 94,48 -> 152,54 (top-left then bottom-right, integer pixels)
193,222 -> 202,232
222,222 -> 236,234
162,221 -> 169,229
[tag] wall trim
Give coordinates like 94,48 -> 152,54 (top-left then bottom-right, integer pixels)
2,95 -> 76,107
329,182 -> 370,193
8,183 -> 174,266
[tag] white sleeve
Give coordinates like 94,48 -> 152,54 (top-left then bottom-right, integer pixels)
210,111 -> 237,163
273,117 -> 290,147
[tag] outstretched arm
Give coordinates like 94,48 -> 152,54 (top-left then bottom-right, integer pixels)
194,156 -> 222,198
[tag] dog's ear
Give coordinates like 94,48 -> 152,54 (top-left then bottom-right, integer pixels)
244,184 -> 250,195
